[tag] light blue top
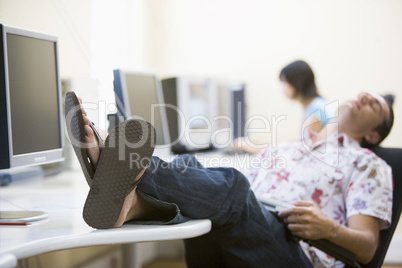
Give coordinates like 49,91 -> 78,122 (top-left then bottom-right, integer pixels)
304,96 -> 334,127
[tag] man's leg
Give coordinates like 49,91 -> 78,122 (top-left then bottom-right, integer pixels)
184,232 -> 225,268
137,155 -> 312,267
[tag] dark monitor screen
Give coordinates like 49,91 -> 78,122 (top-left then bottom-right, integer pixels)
7,33 -> 61,155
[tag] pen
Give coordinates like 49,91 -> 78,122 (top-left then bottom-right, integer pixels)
0,222 -> 30,226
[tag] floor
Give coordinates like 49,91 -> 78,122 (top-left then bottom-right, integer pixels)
144,259 -> 402,268
144,259 -> 186,268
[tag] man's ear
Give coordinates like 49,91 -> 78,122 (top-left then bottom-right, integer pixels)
364,131 -> 381,146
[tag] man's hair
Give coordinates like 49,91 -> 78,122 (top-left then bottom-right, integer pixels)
279,60 -> 319,101
361,94 -> 395,148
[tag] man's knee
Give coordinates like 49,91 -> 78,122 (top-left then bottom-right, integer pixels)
233,169 -> 251,189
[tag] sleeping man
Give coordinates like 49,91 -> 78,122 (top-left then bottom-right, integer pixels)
65,91 -> 394,267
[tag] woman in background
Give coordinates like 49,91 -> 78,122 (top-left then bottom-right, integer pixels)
280,60 -> 333,133
235,60 -> 333,154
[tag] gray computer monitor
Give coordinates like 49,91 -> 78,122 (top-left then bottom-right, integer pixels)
113,70 -> 171,156
0,24 -> 64,170
161,77 -> 218,153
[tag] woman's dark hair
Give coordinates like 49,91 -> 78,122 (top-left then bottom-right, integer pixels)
279,60 -> 319,100
361,94 -> 395,148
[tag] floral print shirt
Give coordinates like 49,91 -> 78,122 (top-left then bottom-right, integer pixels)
240,133 -> 393,268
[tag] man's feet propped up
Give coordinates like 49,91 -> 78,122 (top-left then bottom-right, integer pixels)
65,91 -> 156,229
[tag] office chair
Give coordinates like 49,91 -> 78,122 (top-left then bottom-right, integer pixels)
304,146 -> 402,268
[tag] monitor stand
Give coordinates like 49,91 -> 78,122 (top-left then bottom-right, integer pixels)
0,166 -> 44,186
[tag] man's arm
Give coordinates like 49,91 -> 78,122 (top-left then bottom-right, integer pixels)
278,200 -> 380,264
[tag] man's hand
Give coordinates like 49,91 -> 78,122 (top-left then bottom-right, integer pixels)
278,200 -> 380,264
278,200 -> 338,240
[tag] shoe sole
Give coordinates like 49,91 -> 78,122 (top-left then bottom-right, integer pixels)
65,91 -> 96,186
83,119 -> 155,229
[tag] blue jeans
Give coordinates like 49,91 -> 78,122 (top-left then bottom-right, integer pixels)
136,154 -> 312,268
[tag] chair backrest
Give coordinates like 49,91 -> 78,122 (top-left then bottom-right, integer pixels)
362,147 -> 402,268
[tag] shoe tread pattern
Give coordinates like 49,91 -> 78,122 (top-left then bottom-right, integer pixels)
83,119 -> 155,229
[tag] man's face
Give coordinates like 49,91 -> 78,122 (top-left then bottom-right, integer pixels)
338,92 -> 390,140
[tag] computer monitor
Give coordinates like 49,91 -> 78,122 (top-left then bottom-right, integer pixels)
113,70 -> 171,156
0,24 -> 64,222
0,24 -> 64,171
215,82 -> 246,148
161,77 -> 218,153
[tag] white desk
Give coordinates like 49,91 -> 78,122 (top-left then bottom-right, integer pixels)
0,168 -> 211,268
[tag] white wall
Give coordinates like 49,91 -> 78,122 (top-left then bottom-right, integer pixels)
0,0 -> 92,77
90,0 -> 143,102
142,0 -> 402,147
1,0 -> 400,146
0,0 -> 143,131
